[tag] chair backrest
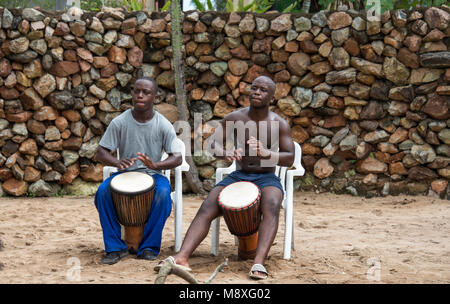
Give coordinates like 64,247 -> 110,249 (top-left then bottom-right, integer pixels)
161,137 -> 187,162
275,142 -> 301,193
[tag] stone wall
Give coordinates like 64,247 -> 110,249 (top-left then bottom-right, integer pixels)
0,6 -> 449,198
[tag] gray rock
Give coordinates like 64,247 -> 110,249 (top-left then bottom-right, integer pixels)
190,101 -> 213,122
22,8 -> 45,22
286,29 -> 298,41
12,123 -> 28,137
438,129 -> 450,145
339,134 -> 358,151
411,144 -> 436,164
294,17 -> 311,32
79,137 -> 101,159
331,27 -> 350,46
29,39 -> 47,56
352,16 -> 366,31
292,87 -> 312,108
364,130 -> 390,143
2,8 -> 13,29
193,150 -> 216,166
29,180 -> 60,197
437,145 -> 450,157
256,17 -> 269,33
311,11 -> 327,27
420,51 -> 450,68
136,11 -> 147,25
311,135 -> 330,147
210,61 -> 228,77
106,88 -> 122,109
383,57 -> 410,86
48,90 -> 75,110
331,127 -> 350,144
309,92 -> 329,108
346,186 -> 358,196
63,178 -> 101,196
325,68 -> 356,85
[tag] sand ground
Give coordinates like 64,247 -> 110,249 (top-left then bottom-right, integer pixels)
0,192 -> 449,284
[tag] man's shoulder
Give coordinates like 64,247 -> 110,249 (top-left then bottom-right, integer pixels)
110,109 -> 131,125
223,107 -> 248,121
154,110 -> 174,127
269,111 -> 289,127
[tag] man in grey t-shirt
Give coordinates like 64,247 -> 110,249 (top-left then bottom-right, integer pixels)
94,77 -> 182,265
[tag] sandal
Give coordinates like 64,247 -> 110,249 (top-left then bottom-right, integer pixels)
153,256 -> 192,272
249,263 -> 268,280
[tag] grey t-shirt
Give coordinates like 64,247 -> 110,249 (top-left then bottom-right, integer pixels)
99,109 -> 177,175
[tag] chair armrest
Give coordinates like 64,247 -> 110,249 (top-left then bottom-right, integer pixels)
215,161 -> 236,183
103,166 -> 118,181
286,168 -> 305,179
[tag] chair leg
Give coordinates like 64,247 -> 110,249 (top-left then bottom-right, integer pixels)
211,217 -> 220,256
283,199 -> 293,260
174,169 -> 183,253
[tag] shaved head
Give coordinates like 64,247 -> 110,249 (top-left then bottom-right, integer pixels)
253,76 -> 276,95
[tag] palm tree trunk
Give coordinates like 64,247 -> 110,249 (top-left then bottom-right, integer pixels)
170,0 -> 206,194
302,0 -> 311,13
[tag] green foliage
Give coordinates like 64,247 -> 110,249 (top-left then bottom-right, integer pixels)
279,0 -> 303,12
318,0 -> 356,10
0,0 -> 55,9
80,0 -> 145,11
80,0 -> 103,11
193,0 -> 206,11
161,0 -> 171,11
224,0 -> 274,12
254,0 -> 275,13
394,0 -> 448,9
122,0 -> 145,11
56,188 -> 66,197
344,169 -> 356,178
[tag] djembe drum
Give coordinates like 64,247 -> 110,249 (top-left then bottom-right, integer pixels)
218,181 -> 261,260
110,171 -> 155,252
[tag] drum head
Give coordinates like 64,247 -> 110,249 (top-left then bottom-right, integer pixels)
219,181 -> 260,210
110,171 -> 155,195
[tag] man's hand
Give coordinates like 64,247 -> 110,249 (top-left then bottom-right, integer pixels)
117,157 -> 137,170
137,152 -> 159,170
225,148 -> 243,162
247,136 -> 271,159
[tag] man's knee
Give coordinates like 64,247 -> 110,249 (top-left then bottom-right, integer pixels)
95,179 -> 111,204
260,189 -> 283,216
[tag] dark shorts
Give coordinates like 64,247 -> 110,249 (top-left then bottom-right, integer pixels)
216,170 -> 284,197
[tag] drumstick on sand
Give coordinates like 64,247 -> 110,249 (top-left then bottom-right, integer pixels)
155,258 -> 229,284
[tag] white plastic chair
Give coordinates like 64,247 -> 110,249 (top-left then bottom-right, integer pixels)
102,137 -> 190,252
211,142 -> 304,260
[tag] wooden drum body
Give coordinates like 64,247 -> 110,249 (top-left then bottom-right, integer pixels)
110,171 -> 155,252
218,181 -> 261,260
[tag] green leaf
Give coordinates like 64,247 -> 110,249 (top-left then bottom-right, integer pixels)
226,0 -> 234,12
207,0 -> 214,10
238,0 -> 245,11
192,0 -> 206,11
161,0 -> 171,11
244,0 -> 257,11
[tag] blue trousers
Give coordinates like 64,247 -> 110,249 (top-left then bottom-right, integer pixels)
94,172 -> 172,256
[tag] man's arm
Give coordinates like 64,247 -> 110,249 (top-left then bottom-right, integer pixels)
94,145 -> 136,170
248,118 -> 295,167
274,118 -> 295,167
208,115 -> 242,161
137,152 -> 182,171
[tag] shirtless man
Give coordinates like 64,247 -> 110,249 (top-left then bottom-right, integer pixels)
156,76 -> 295,280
